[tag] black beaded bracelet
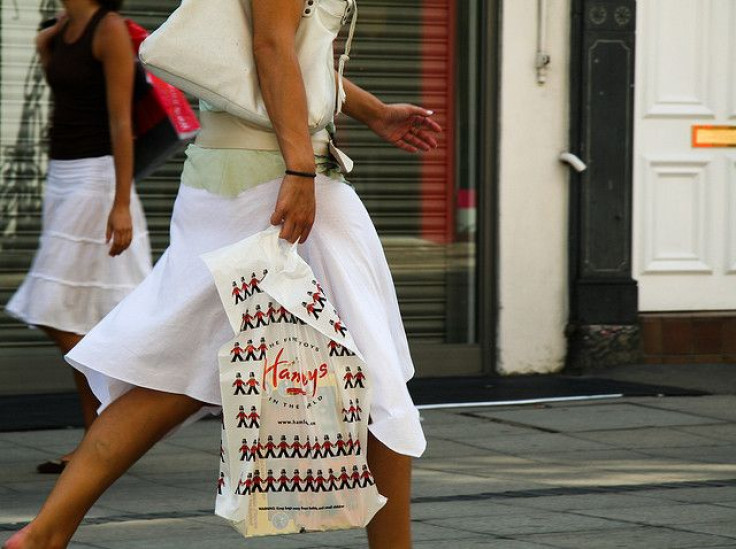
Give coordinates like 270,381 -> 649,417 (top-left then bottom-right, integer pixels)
285,169 -> 317,179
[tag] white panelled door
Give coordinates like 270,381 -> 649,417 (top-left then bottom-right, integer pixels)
634,0 -> 736,311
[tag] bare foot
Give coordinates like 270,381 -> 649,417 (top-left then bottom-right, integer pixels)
3,524 -> 63,549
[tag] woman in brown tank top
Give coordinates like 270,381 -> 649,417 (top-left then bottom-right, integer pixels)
4,0 -> 152,473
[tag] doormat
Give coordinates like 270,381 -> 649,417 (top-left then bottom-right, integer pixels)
408,375 -> 708,409
0,376 -> 709,431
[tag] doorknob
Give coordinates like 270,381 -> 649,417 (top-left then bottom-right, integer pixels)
559,152 -> 587,173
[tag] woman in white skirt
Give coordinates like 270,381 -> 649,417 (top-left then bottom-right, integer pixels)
5,0 -> 151,473
4,1 -> 440,548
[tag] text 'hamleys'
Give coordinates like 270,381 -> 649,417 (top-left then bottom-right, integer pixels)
263,347 -> 329,398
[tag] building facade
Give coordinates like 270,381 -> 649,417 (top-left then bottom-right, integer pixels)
0,0 -> 727,398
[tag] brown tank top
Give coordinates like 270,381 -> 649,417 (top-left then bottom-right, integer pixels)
46,9 -> 112,160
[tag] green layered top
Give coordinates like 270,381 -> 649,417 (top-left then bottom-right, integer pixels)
181,102 -> 344,198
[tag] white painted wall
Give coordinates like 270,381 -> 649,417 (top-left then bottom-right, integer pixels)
497,0 -> 571,374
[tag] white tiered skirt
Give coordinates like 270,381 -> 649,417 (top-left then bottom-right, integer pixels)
66,174 -> 426,457
6,156 -> 152,335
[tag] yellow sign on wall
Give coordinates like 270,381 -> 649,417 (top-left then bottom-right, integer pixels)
692,125 -> 736,148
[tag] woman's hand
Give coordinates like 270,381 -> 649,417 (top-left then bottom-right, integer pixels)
270,176 -> 316,244
106,202 -> 133,257
369,104 -> 442,153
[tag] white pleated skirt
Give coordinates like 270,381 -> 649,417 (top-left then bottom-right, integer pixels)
66,175 -> 426,457
5,156 -> 152,335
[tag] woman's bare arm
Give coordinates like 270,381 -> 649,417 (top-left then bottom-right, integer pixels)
94,12 -> 135,256
252,0 -> 316,244
341,76 -> 441,153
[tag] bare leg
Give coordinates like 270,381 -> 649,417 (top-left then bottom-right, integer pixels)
39,326 -> 99,431
3,387 -> 204,549
366,432 -> 413,549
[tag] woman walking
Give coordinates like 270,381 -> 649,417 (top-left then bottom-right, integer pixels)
4,0 -> 440,547
5,0 -> 151,473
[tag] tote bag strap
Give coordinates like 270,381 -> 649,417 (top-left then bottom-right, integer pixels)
336,0 -> 357,116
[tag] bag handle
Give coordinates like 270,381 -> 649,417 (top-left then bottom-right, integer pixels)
336,0 -> 357,116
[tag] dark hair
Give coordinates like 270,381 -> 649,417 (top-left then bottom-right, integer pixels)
96,0 -> 124,11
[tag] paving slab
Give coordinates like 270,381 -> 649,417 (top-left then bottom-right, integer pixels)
477,403 -> 723,433
424,511 -> 627,537
632,395 -> 736,422
569,426 -> 730,450
520,525 -> 734,549
574,502 -> 736,526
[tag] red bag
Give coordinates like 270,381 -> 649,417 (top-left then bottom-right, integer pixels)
126,20 -> 199,181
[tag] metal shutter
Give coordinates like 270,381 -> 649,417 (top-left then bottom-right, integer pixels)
0,0 -> 464,350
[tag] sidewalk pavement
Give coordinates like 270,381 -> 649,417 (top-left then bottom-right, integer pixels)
2,368 -> 736,548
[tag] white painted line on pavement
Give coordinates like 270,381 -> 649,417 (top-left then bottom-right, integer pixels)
416,393 -> 624,410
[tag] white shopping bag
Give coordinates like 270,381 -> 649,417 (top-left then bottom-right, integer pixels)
201,227 -> 386,537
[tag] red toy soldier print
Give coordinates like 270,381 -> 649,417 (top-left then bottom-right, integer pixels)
352,398 -> 363,422
303,300 -> 322,320
276,304 -> 289,323
346,432 -> 356,455
346,399 -> 357,423
230,342 -> 245,362
311,279 -> 325,298
236,405 -> 248,428
328,339 -> 340,356
335,433 -> 347,456
343,366 -> 354,389
240,276 -> 250,299
266,301 -> 277,323
276,468 -> 291,492
239,438 -> 249,461
350,465 -> 360,488
360,464 -> 375,487
236,476 -> 247,495
276,435 -> 290,458
353,434 -> 362,456
320,434 -> 334,458
301,435 -> 311,458
217,472 -> 226,495
289,435 -> 303,458
291,468 -> 305,492
303,469 -> 315,492
242,473 -> 253,496
233,372 -> 247,395
341,344 -> 355,357
354,366 -> 366,387
247,406 -> 260,428
244,339 -> 257,361
330,318 -> 347,337
338,466 -> 351,489
249,271 -> 264,295
327,468 -> 338,491
232,281 -> 243,305
251,469 -> 263,493
257,337 -> 268,360
262,435 -> 277,459
314,469 -> 327,492
220,444 -> 225,463
307,289 -> 327,308
251,438 -> 261,460
341,404 -> 350,423
245,372 -> 260,395
264,469 -> 277,492
254,304 -> 268,327
240,309 -> 254,332
312,436 -> 323,458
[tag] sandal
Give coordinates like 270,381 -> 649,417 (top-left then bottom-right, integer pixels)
36,459 -> 69,474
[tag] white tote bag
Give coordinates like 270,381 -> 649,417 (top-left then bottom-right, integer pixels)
202,227 -> 386,537
139,0 -> 357,131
